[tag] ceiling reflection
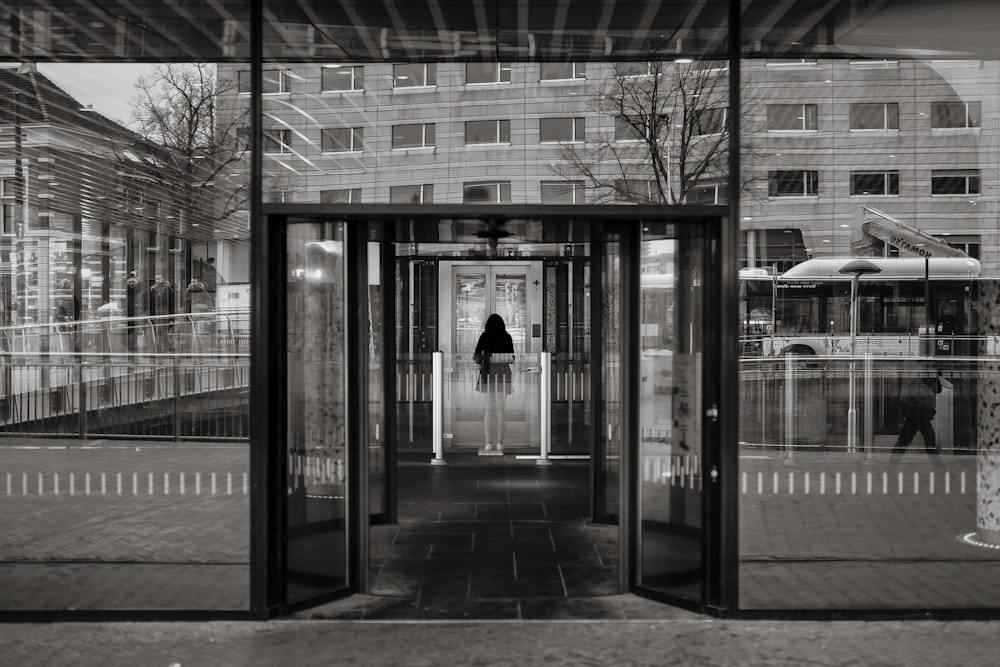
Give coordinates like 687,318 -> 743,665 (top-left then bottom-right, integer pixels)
1,1 -> 997,63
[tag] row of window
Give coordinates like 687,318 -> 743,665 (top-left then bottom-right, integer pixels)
262,114 -> 723,154
241,62 -> 588,94
770,169 -> 982,197
768,101 -> 981,131
314,180 -> 725,205
320,181 -> 583,205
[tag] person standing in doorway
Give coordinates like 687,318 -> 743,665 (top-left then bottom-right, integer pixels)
475,313 -> 515,453
890,361 -> 943,463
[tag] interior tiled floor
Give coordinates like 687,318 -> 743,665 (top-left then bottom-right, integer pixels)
302,453 -> 639,620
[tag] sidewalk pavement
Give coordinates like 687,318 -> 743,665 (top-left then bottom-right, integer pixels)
2,616 -> 1000,666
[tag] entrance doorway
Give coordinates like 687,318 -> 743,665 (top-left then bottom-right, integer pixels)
442,261 -> 541,451
257,208 -> 729,618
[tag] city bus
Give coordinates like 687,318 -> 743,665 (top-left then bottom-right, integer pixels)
739,257 -> 988,357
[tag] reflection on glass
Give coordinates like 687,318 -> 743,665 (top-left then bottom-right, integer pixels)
637,228 -> 704,603
0,62 -> 251,611
600,235 -> 622,521
286,223 -> 348,603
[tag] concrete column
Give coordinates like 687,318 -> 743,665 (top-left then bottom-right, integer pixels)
977,280 -> 1000,544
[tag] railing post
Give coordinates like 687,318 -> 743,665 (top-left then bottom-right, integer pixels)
537,351 -> 553,466
430,351 -> 446,465
863,353 -> 875,463
783,353 -> 795,462
78,356 -> 86,440
173,354 -> 181,442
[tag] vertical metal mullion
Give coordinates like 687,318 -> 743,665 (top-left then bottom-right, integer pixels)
589,220 -> 605,525
346,221 -> 370,593
249,0 -> 283,619
716,0 -> 743,617
382,221 -> 398,523
619,222 -> 640,595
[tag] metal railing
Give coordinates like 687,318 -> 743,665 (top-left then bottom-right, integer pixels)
0,311 -> 251,441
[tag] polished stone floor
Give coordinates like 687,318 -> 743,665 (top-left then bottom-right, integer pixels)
310,454 -> 621,619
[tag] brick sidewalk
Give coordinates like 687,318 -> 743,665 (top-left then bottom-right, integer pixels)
0,438 -> 249,610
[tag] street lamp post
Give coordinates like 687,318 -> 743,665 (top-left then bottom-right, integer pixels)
839,259 -> 882,454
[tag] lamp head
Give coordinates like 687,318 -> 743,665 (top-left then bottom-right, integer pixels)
839,259 -> 882,277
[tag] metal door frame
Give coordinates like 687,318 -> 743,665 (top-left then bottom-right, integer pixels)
250,205 -> 736,618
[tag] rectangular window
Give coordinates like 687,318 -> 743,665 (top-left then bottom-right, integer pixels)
850,103 -> 899,130
263,129 -> 292,154
617,62 -> 651,77
850,171 -> 899,196
463,181 -> 512,203
321,65 -> 364,92
931,101 -> 981,129
321,127 -> 364,153
392,123 -> 435,149
239,69 -> 290,94
693,107 -> 728,135
390,184 -> 434,204
540,181 -> 585,204
393,63 -> 436,88
0,203 -> 11,235
613,179 -> 662,203
768,170 -> 819,197
931,169 -> 980,195
615,117 -> 645,142
539,117 -> 585,143
766,104 -> 818,131
465,120 -> 511,145
540,62 -> 586,81
466,62 -> 511,84
320,188 -> 362,204
688,182 -> 727,204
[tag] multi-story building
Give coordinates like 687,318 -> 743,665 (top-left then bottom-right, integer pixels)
229,58 -> 999,273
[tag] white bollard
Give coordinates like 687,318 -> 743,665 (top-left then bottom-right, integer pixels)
537,352 -> 553,466
431,351 -> 447,465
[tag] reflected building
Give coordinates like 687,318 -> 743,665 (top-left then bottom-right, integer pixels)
0,65 -> 249,327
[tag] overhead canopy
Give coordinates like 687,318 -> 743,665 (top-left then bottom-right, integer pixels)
0,0 -> 998,63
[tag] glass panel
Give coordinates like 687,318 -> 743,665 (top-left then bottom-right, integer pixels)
742,56 -> 1000,611
368,242 -> 386,516
455,272 -> 487,362
599,234 -> 622,521
637,226 -> 704,603
285,223 -> 348,603
494,274 -> 527,354
0,62 -> 250,611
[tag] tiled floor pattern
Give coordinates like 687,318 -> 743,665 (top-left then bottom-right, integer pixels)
323,454 -> 622,619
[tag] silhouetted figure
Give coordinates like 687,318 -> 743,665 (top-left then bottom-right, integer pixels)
890,364 -> 942,463
474,313 -> 515,453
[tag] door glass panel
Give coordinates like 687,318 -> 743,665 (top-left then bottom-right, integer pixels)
494,273 -> 527,354
451,266 -> 536,450
637,225 -> 705,603
285,223 -> 349,603
599,235 -> 622,521
368,241 -> 386,516
455,272 -> 487,361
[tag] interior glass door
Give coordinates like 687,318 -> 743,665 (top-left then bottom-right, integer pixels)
635,224 -> 709,604
284,222 -> 350,604
450,264 -> 532,449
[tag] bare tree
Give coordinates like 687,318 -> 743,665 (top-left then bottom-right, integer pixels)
125,63 -> 248,230
554,60 -> 759,205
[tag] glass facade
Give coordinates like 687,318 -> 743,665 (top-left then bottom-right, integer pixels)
2,0 -> 999,617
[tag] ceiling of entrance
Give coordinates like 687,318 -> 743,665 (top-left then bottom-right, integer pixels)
1,1 -> 997,62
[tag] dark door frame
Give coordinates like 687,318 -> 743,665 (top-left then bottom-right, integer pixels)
250,205 -> 736,617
